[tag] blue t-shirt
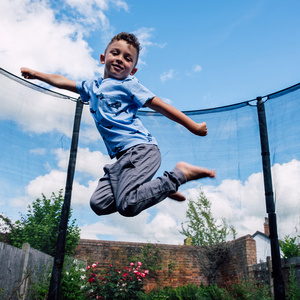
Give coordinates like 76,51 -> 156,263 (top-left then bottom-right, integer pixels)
76,75 -> 158,158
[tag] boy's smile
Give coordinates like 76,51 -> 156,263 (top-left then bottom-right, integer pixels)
101,40 -> 138,80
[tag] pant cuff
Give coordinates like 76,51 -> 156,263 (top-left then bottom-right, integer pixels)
170,167 -> 187,186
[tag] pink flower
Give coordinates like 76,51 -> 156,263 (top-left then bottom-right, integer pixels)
144,270 -> 149,274
92,263 -> 97,268
141,273 -> 146,278
88,277 -> 95,283
137,261 -> 142,266
130,262 -> 134,266
87,266 -> 91,270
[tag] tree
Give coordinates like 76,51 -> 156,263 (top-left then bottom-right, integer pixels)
180,190 -> 237,284
0,214 -> 14,244
180,190 -> 236,246
279,235 -> 300,258
1,190 -> 80,256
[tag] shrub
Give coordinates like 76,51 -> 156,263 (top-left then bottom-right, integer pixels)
84,261 -> 149,299
279,235 -> 300,258
287,266 -> 300,300
224,275 -> 271,300
130,243 -> 163,277
141,283 -> 228,300
29,257 -> 86,300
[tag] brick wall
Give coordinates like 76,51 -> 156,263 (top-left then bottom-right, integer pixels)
74,234 -> 256,291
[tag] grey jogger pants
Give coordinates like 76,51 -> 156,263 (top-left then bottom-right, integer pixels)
90,144 -> 187,217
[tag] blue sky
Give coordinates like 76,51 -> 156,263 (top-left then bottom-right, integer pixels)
1,0 -> 300,245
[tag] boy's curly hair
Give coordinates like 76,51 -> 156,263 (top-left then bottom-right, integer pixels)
106,32 -> 141,65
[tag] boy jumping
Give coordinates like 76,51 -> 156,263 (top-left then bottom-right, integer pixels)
21,32 -> 215,217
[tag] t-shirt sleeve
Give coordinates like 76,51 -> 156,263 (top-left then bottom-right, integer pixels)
128,77 -> 156,107
76,80 -> 90,102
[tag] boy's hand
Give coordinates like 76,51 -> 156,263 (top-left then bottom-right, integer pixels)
192,122 -> 208,136
19,68 -> 78,93
21,67 -> 37,79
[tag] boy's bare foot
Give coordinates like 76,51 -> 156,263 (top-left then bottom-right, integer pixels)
176,161 -> 215,182
168,191 -> 186,201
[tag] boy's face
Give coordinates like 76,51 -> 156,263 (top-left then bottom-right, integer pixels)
100,40 -> 138,80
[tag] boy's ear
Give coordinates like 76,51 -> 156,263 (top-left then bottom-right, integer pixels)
130,67 -> 138,76
100,54 -> 105,65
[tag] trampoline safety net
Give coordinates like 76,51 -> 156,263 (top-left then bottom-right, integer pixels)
0,67 -> 299,249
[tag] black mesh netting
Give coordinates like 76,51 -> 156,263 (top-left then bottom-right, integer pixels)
0,68 -> 299,248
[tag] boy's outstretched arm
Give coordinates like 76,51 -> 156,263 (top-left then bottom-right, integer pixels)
20,67 -> 78,94
145,96 -> 207,136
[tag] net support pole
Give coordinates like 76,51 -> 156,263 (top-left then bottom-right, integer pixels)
256,97 -> 285,300
48,98 -> 84,300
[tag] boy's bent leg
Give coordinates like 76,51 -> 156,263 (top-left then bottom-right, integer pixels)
107,144 -> 186,217
90,167 -> 117,215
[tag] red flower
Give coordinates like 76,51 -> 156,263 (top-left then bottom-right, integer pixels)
88,277 -> 95,283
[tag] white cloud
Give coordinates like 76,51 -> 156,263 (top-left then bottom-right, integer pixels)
193,65 -> 202,72
54,147 -> 112,178
0,0 -> 130,78
112,0 -> 129,12
30,148 -> 47,155
133,28 -> 166,66
160,69 -> 175,83
0,74 -> 76,135
80,159 -> 300,244
8,156 -> 300,244
9,146 -> 112,212
0,0 -> 100,78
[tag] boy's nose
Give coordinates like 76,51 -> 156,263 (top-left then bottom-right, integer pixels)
116,57 -> 123,64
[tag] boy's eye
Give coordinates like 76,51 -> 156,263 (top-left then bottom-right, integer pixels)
111,50 -> 119,56
125,57 -> 132,62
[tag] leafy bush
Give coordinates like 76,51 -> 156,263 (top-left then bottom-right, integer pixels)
59,258 -> 87,300
84,261 -> 149,299
142,280 -> 270,300
224,275 -> 271,300
30,257 -> 87,300
28,258 -> 273,300
130,243 -> 163,277
5,190 -> 80,256
287,266 -> 300,300
279,235 -> 300,258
